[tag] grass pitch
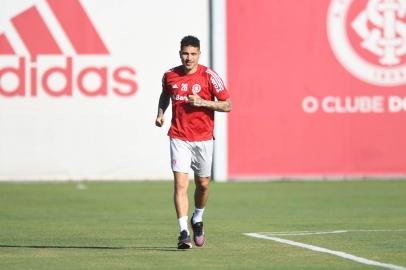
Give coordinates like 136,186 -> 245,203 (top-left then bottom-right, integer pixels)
0,180 -> 405,270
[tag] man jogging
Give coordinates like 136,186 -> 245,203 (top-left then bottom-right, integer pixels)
155,35 -> 232,249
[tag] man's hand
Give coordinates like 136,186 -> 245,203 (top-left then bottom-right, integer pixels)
156,92 -> 170,127
188,93 -> 205,107
155,116 -> 164,127
155,111 -> 165,127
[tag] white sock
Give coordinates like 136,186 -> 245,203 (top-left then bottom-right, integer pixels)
178,216 -> 189,233
192,208 -> 205,223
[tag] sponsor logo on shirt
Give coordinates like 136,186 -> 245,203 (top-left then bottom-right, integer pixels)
172,94 -> 188,101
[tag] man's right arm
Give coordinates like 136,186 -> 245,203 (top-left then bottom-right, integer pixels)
155,91 -> 170,127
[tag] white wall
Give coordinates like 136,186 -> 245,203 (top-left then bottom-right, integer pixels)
0,0 -> 210,181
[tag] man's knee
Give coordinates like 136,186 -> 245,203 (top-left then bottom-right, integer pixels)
196,178 -> 210,191
175,183 -> 188,197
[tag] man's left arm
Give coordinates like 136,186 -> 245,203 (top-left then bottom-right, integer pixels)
188,93 -> 232,112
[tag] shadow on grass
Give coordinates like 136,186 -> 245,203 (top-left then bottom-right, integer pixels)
0,244 -> 181,252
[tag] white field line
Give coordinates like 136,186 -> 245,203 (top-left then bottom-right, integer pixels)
260,230 -> 348,236
245,232 -> 406,270
257,229 -> 406,236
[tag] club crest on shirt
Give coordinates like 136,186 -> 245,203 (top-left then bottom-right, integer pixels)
192,84 -> 201,94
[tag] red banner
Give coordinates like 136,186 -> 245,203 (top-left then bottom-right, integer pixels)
228,0 -> 406,178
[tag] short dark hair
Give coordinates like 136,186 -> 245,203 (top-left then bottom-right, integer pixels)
180,35 -> 200,49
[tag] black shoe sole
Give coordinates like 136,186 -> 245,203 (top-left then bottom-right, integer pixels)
177,242 -> 192,249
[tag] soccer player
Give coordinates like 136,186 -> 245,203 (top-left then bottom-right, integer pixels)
155,35 -> 232,249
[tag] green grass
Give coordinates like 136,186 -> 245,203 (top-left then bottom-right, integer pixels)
0,180 -> 405,270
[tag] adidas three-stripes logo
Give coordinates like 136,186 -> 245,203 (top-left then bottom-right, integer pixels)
0,0 -> 108,61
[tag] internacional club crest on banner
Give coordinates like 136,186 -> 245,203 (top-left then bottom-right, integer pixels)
327,0 -> 406,87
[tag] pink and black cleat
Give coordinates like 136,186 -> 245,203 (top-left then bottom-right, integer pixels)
191,216 -> 206,247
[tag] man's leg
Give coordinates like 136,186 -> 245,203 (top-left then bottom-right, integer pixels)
190,175 -> 209,247
194,175 -> 210,210
170,138 -> 194,249
190,140 -> 212,247
174,171 -> 189,219
173,171 -> 192,249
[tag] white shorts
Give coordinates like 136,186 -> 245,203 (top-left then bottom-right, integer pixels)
170,138 -> 213,177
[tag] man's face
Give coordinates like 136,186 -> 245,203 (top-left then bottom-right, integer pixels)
179,45 -> 201,72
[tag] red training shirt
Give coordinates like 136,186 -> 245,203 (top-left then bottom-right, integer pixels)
162,64 -> 230,141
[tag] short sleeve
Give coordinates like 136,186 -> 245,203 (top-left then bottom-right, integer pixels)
206,69 -> 230,101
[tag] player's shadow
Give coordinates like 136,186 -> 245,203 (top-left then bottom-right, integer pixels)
0,244 -> 180,252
